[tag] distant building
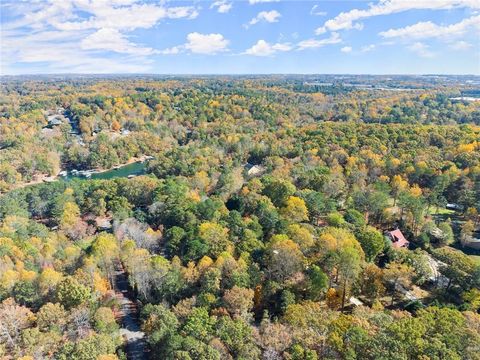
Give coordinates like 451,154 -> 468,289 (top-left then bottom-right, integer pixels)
446,203 -> 463,211
48,117 -> 63,126
386,229 -> 409,249
463,236 -> 480,250
42,176 -> 56,183
95,217 -> 112,231
44,113 -> 66,128
449,97 -> 480,102
245,163 -> 266,177
349,296 -> 364,307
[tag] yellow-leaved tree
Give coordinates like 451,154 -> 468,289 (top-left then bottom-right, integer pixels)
281,196 -> 309,222
59,202 -> 80,230
199,222 -> 230,257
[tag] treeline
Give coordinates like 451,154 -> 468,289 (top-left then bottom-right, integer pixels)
1,77 -> 480,191
0,77 -> 479,359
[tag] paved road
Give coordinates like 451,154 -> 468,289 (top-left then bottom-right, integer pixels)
114,262 -> 147,360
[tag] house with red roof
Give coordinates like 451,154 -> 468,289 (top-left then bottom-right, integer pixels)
386,229 -> 409,249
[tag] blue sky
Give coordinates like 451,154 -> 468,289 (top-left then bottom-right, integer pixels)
1,0 -> 479,75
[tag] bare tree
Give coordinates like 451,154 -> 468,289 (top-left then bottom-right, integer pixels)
68,306 -> 91,340
0,298 -> 34,350
114,218 -> 161,251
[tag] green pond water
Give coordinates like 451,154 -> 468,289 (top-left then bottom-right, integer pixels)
64,161 -> 147,181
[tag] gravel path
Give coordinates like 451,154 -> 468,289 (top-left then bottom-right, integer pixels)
114,262 -> 147,360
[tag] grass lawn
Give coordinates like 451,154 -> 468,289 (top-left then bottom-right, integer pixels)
445,246 -> 480,265
428,207 -> 455,216
469,255 -> 480,265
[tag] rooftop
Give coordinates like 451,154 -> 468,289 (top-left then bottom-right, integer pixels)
388,229 -> 409,249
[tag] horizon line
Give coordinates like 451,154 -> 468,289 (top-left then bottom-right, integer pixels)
2,73 -> 479,77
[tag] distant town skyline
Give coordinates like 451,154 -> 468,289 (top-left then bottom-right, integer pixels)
1,0 -> 479,75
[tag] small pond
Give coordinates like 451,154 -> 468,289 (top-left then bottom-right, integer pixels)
63,161 -> 147,181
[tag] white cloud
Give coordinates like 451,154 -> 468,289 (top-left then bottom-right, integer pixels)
408,42 -> 435,58
0,0 -> 199,73
159,46 -> 181,55
81,28 -> 156,56
159,33 -> 230,55
54,3 -> 198,31
167,6 -> 199,20
361,44 -> 376,52
297,32 -> 342,50
315,0 -> 480,34
3,38 -> 150,73
2,1 -> 179,32
211,0 -> 233,13
379,15 -> 480,40
341,46 -> 352,53
247,10 -> 281,27
184,32 -> 230,54
2,1 -> 75,31
450,40 -> 473,50
248,0 -> 279,4
244,32 -> 342,56
244,40 -> 292,56
310,5 -> 327,16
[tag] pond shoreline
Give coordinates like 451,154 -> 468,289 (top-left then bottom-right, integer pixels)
10,155 -> 153,191
66,155 -> 152,178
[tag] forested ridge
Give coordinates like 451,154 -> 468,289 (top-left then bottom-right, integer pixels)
0,75 -> 479,360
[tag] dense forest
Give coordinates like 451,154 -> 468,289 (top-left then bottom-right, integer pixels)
0,75 -> 479,360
